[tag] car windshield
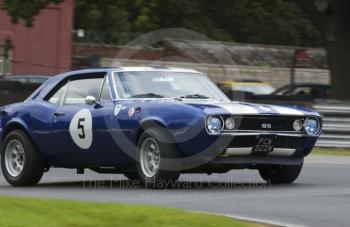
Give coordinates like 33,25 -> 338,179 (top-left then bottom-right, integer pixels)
113,71 -> 228,100
233,84 -> 275,95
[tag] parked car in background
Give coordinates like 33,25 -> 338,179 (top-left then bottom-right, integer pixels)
271,83 -> 331,100
0,75 -> 49,106
217,80 -> 275,101
2,75 -> 49,86
252,83 -> 331,107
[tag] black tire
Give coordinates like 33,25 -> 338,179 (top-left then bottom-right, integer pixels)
1,130 -> 45,186
258,161 -> 303,184
136,128 -> 181,189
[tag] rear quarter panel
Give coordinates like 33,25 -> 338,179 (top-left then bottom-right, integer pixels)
0,101 -> 56,162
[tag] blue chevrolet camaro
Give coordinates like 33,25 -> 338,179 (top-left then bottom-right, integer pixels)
0,67 -> 322,188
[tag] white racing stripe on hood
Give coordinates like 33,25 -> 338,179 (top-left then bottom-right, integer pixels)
270,105 -> 304,116
207,102 -> 304,116
213,103 -> 259,115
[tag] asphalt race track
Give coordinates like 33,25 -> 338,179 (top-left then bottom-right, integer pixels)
1,155 -> 350,227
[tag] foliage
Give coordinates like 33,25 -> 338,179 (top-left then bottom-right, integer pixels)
0,195 -> 266,227
76,0 -> 323,46
2,0 -> 322,46
74,0 -> 131,44
2,0 -> 63,26
128,0 -> 322,46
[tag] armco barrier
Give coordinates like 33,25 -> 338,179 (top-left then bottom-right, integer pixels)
314,101 -> 350,148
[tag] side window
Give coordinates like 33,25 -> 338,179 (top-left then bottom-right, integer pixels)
100,77 -> 112,101
291,86 -> 312,96
64,78 -> 104,105
48,83 -> 67,105
7,77 -> 27,84
275,87 -> 289,96
28,77 -> 47,84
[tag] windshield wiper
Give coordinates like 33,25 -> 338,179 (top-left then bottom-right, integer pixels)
130,93 -> 165,98
177,94 -> 210,99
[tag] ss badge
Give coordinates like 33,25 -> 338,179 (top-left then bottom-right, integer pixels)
261,123 -> 272,129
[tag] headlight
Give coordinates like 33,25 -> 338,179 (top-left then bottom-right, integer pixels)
293,120 -> 303,131
207,116 -> 224,134
304,118 -> 320,135
225,118 -> 236,130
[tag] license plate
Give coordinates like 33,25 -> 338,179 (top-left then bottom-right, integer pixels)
252,135 -> 274,154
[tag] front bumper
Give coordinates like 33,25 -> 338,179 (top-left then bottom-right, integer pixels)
210,155 -> 304,166
221,134 -> 316,157
182,155 -> 304,173
176,127 -> 319,170
178,132 -> 317,173
184,134 -> 312,173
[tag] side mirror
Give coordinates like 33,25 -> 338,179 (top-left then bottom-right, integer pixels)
85,96 -> 96,105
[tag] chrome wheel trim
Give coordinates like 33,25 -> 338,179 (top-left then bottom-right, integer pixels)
140,138 -> 161,178
4,139 -> 25,177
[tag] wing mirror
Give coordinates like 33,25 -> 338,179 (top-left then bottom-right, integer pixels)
85,96 -> 97,105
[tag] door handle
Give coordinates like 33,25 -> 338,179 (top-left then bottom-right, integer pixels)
54,112 -> 65,117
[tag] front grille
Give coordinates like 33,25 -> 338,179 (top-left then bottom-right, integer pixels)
222,115 -> 306,132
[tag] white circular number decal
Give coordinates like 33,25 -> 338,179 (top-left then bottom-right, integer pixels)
69,109 -> 93,150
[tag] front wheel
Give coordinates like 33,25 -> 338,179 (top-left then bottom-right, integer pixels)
258,161 -> 303,184
136,128 -> 181,188
1,130 -> 45,186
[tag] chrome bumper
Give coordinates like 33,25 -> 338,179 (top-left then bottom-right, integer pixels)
224,147 -> 296,156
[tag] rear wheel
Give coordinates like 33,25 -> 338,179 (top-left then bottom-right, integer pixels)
136,128 -> 181,188
1,130 -> 45,186
258,161 -> 303,184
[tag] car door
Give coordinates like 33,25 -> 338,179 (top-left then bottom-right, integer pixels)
84,75 -> 122,166
48,73 -> 116,166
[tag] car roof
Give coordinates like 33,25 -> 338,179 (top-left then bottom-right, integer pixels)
52,66 -> 201,81
118,66 -> 200,73
218,80 -> 273,86
27,66 -> 203,101
75,66 -> 200,73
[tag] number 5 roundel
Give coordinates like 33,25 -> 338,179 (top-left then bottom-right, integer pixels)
69,109 -> 93,150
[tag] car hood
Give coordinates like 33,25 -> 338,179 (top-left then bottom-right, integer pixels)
181,99 -> 319,116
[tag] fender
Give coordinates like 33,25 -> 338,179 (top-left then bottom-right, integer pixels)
137,117 -> 169,141
2,118 -> 46,158
137,117 -> 191,157
0,108 -> 8,147
3,118 -> 32,138
139,116 -> 169,129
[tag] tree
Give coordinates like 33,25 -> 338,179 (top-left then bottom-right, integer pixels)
132,0 -> 321,47
1,0 -> 322,46
74,0 -> 131,44
11,0 -> 350,98
2,0 -> 63,26
296,0 -> 350,99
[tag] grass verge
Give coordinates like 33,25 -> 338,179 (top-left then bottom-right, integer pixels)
0,195 -> 268,227
312,148 -> 350,156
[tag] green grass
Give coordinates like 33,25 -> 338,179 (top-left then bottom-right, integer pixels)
0,195 -> 267,227
312,148 -> 350,156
